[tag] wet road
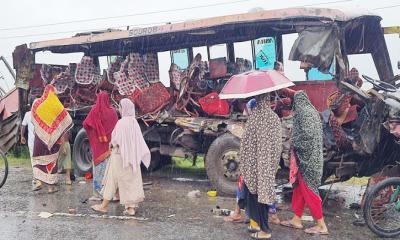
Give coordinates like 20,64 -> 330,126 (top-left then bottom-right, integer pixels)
0,167 -> 382,240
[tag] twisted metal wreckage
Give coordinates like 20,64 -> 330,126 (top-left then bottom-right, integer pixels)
1,7 -> 399,194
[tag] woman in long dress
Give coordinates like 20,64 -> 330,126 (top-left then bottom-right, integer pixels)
31,84 -> 73,193
239,93 -> 282,239
280,91 -> 329,235
91,98 -> 150,215
83,92 -> 118,200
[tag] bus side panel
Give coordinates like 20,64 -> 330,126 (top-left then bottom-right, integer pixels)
291,80 -> 338,112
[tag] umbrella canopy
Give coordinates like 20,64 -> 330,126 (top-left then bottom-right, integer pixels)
219,70 -> 294,99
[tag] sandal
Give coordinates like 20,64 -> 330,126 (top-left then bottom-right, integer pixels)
304,226 -> 329,235
250,232 -> 272,239
91,204 -> 107,213
280,220 -> 303,229
223,215 -> 245,223
248,225 -> 260,233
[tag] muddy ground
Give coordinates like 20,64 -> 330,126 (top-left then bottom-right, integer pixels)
0,167 -> 383,240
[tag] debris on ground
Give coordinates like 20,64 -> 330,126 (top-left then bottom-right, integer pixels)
301,215 -> 313,222
207,190 -> 217,197
173,178 -> 209,182
68,208 -> 77,214
52,212 -> 148,221
38,212 -> 53,218
143,181 -> 153,186
211,206 -> 232,216
187,190 -> 201,198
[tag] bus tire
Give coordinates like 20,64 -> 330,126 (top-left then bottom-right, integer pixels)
205,133 -> 240,196
72,128 -> 93,176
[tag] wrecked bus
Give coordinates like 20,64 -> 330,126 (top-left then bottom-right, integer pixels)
10,7 -> 397,195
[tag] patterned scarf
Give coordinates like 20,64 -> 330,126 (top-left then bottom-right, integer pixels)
239,94 -> 282,205
31,84 -> 73,150
292,91 -> 323,194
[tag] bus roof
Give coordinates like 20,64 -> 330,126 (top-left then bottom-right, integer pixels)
29,7 -> 380,54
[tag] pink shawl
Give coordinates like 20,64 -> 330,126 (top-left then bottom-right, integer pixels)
111,98 -> 151,172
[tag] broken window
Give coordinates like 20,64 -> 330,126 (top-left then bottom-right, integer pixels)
289,26 -> 338,73
192,46 -> 208,61
348,53 -> 379,91
234,41 -> 253,68
98,56 -> 108,73
307,58 -> 335,81
282,33 -> 305,82
208,44 -> 227,60
35,51 -> 83,65
158,51 -> 171,87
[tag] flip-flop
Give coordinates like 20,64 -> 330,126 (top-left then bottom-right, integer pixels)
304,227 -> 329,235
248,225 -> 261,233
250,232 -> 272,239
91,205 -> 107,213
280,220 -> 303,229
223,215 -> 245,223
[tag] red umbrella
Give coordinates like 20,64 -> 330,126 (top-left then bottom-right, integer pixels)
219,70 -> 294,99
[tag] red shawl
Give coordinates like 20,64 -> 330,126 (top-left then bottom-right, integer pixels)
83,92 -> 118,165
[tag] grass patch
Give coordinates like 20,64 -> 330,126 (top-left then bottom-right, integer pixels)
2,146 -> 32,168
153,156 -> 207,179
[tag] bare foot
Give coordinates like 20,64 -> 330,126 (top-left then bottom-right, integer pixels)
269,214 -> 281,225
32,181 -> 43,191
124,207 -> 135,216
48,186 -> 59,194
89,196 -> 102,202
91,204 -> 108,213
65,179 -> 72,185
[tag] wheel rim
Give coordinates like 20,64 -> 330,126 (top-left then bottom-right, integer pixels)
0,151 -> 7,188
77,139 -> 93,172
220,150 -> 240,182
368,183 -> 400,234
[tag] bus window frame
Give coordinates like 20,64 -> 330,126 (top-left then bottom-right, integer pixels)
170,48 -> 192,70
207,44 -> 229,61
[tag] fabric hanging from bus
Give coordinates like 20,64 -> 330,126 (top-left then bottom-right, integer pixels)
289,26 -> 339,73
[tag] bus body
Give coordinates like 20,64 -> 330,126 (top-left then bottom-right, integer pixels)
11,7 -> 394,194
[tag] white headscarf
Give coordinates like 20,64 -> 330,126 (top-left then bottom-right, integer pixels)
111,98 -> 151,172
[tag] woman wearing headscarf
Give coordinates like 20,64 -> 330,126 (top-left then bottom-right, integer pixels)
31,84 -> 73,193
83,92 -> 118,200
239,93 -> 282,239
281,91 -> 329,235
91,98 -> 150,215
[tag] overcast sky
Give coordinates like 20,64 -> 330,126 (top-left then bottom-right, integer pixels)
0,0 -> 399,91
